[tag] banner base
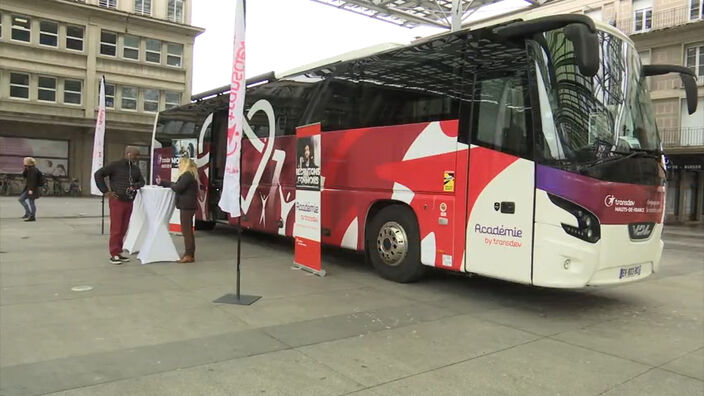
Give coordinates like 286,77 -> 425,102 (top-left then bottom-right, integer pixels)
293,263 -> 327,277
213,293 -> 261,306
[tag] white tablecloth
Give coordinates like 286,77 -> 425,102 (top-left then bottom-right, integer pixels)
123,192 -> 145,254
123,186 -> 180,264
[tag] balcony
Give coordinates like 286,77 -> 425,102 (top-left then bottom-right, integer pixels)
616,5 -> 702,36
661,127 -> 704,147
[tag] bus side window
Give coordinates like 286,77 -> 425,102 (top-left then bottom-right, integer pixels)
472,73 -> 532,158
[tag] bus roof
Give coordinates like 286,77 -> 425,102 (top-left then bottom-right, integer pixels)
190,12 -> 633,100
276,43 -> 405,79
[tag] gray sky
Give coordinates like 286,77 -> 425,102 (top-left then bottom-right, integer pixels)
191,0 -> 531,94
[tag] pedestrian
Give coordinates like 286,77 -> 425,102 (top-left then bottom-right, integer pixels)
19,157 -> 41,222
94,146 -> 145,264
159,157 -> 199,263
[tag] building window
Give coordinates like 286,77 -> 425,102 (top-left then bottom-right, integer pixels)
39,21 -> 58,47
100,31 -> 117,56
9,73 -> 30,99
38,76 -> 57,102
145,39 -> 161,63
121,86 -> 137,110
166,43 -> 183,67
634,8 -> 652,32
98,83 -> 116,108
105,83 -> 115,108
11,15 -> 31,42
64,79 -> 82,105
685,44 -> 704,83
168,0 -> 185,23
99,0 -> 118,8
66,26 -> 84,51
123,35 -> 140,60
134,0 -> 152,15
691,0 -> 703,20
165,91 -> 181,109
143,89 -> 159,112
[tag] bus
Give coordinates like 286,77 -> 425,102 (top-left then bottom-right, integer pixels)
151,14 -> 698,287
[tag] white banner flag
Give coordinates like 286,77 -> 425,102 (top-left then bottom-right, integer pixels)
90,76 -> 107,196
218,0 -> 246,217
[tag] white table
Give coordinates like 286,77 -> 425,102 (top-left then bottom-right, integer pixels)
123,186 -> 180,264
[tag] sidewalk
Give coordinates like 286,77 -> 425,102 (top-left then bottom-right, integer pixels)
0,197 -> 702,395
0,196 -> 103,219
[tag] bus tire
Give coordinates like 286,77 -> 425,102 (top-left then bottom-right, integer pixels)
366,205 -> 425,283
195,220 -> 216,231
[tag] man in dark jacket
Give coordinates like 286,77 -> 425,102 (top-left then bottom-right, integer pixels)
19,157 -> 41,222
94,146 -> 145,264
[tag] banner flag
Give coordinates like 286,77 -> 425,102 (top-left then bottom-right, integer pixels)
218,0 -> 247,217
90,76 -> 107,196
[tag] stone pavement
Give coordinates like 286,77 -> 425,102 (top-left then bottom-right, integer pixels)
0,197 -> 702,395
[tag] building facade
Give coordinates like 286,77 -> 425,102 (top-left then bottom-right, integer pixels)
0,0 -> 202,194
518,0 -> 704,224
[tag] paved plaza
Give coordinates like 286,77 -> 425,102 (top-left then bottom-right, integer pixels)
0,197 -> 702,395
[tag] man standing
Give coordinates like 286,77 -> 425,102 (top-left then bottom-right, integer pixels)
94,146 -> 145,264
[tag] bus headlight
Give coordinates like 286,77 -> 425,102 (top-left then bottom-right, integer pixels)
548,193 -> 601,243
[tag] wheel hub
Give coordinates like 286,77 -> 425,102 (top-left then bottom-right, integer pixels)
376,221 -> 408,266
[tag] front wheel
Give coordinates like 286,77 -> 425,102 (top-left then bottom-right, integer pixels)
366,205 -> 425,283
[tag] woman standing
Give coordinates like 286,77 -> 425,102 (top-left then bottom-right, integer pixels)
160,157 -> 199,263
19,157 -> 41,222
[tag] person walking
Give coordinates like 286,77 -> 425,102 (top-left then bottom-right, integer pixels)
159,157 -> 199,263
19,157 -> 41,222
94,146 -> 145,264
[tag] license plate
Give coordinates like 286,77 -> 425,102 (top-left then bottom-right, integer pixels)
619,264 -> 642,279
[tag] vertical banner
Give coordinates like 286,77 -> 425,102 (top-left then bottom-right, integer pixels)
90,76 -> 106,195
218,0 -> 246,217
293,123 -> 325,276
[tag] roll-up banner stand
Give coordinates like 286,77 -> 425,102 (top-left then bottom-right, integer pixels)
293,123 -> 325,276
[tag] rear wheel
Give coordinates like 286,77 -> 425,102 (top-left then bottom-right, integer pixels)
366,205 -> 425,283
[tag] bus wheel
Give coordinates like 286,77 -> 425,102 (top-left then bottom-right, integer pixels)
195,220 -> 216,231
367,205 -> 425,283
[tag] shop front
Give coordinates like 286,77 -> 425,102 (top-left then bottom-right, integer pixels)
665,154 -> 704,224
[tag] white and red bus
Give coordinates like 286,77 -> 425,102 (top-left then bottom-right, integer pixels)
151,14 -> 698,287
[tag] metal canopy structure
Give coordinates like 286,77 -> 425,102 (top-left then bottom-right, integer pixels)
311,0 -> 548,31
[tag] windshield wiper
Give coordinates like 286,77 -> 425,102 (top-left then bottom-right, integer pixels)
581,150 -> 661,170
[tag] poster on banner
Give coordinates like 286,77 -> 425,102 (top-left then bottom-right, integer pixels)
152,147 -> 172,185
293,123 -> 324,276
171,138 -> 196,168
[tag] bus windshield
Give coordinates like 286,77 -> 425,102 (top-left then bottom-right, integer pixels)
531,29 -> 660,166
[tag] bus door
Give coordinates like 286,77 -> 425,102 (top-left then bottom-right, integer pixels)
465,71 -> 535,284
209,110 -> 229,221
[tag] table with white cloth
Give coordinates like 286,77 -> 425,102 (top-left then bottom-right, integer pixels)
122,186 -> 180,264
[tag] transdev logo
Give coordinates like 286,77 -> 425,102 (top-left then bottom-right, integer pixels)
604,195 -> 635,208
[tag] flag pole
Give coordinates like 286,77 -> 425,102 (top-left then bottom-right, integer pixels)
213,0 -> 260,306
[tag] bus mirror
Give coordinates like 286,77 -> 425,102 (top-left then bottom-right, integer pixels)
493,15 -> 600,77
681,73 -> 698,115
563,23 -> 599,77
643,65 -> 698,114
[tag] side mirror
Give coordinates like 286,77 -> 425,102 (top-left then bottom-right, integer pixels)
643,65 -> 698,114
563,24 -> 600,77
494,15 -> 601,77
